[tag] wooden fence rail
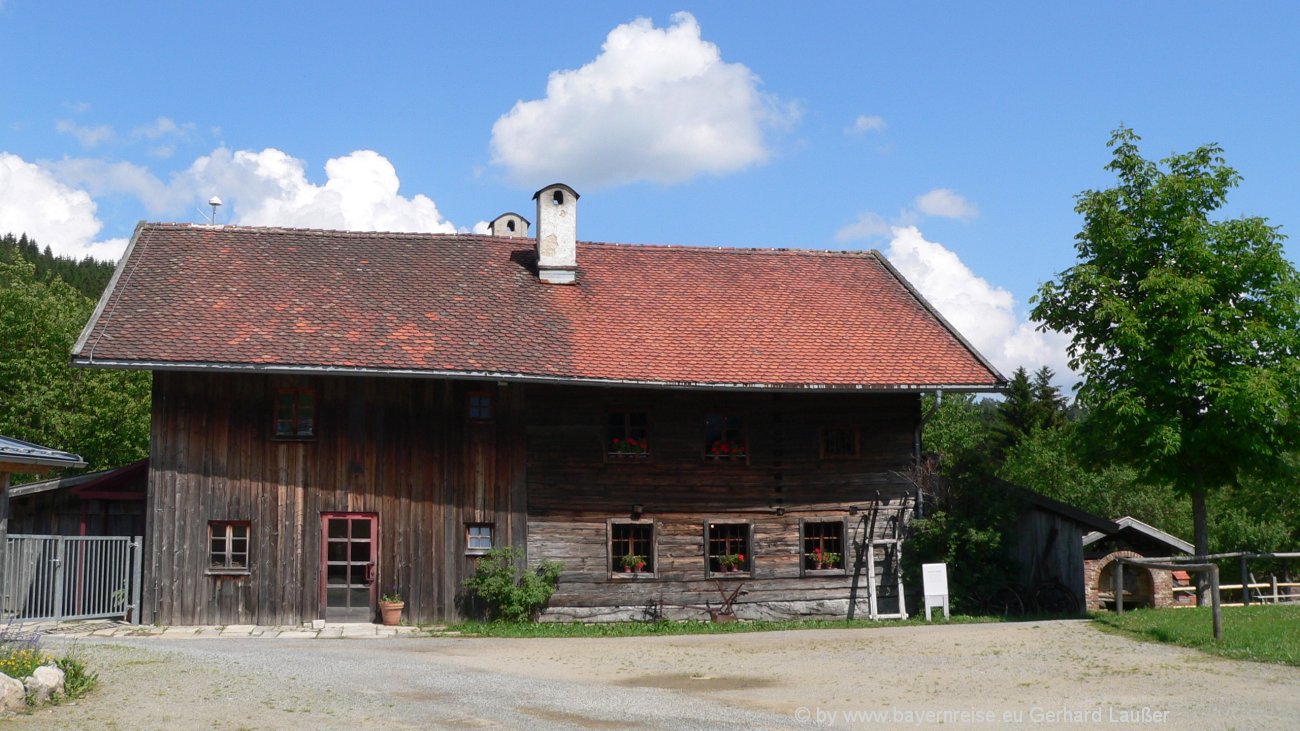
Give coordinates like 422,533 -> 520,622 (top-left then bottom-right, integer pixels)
1115,551 -> 1300,642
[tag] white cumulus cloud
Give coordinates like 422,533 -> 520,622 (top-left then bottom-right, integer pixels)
883,225 -> 1073,382
52,147 -> 458,235
0,152 -> 125,260
490,11 -> 793,188
914,188 -> 979,221
177,148 -> 457,233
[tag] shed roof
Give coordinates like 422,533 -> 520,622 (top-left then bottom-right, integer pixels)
0,435 -> 86,471
1083,516 -> 1194,555
72,223 -> 1005,392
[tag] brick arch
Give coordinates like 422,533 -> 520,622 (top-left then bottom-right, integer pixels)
1085,550 -> 1156,610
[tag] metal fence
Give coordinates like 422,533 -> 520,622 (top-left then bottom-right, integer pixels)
2,535 -> 142,623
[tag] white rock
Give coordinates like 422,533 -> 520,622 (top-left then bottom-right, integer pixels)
24,665 -> 65,705
0,672 -> 24,712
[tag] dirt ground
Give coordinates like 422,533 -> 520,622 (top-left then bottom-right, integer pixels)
8,619 -> 1299,730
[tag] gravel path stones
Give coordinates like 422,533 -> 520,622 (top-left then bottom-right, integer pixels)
5,620 -> 1299,730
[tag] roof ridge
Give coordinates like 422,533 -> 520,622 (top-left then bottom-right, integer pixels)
138,222 -> 883,257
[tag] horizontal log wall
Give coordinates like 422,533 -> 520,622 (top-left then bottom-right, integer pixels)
525,387 -> 919,618
145,371 -> 524,625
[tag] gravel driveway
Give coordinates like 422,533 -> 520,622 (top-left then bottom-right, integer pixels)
9,620 -> 1299,730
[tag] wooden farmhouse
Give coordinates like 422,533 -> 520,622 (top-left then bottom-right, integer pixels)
71,184 -> 1005,625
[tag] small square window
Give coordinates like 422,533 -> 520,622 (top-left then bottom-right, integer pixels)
706,522 -> 751,574
209,521 -> 251,574
821,426 -> 859,459
468,393 -> 494,421
467,523 -> 493,554
274,389 -> 315,439
606,411 -> 650,461
704,414 -> 747,461
802,520 -> 847,573
610,521 -> 655,575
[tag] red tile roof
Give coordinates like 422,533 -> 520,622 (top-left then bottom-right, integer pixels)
72,223 -> 1004,390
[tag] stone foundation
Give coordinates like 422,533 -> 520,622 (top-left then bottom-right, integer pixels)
541,597 -> 902,623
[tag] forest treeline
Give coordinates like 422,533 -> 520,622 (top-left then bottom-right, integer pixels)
0,232 -> 116,299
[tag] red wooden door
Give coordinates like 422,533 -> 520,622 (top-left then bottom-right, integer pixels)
321,513 -> 377,622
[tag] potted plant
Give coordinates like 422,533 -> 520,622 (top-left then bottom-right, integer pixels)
717,553 -> 745,572
379,589 -> 404,626
807,547 -> 842,570
620,553 -> 647,573
610,437 -> 650,459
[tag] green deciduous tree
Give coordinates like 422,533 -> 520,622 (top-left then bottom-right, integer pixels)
1031,127 -> 1300,565
0,257 -> 150,478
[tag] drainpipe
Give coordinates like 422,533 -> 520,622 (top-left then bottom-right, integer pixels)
913,390 -> 943,519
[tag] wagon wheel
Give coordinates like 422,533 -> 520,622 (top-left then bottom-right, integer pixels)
1032,581 -> 1078,615
986,585 -> 1024,618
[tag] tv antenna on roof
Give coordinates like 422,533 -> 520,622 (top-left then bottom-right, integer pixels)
207,196 -> 222,224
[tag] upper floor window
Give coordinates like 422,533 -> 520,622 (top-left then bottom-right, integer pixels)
606,410 -> 650,461
467,392 -> 494,421
821,425 -> 860,459
274,389 -> 315,439
704,414 -> 747,461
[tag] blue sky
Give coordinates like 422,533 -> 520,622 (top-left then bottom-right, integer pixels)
2,2 -> 1298,382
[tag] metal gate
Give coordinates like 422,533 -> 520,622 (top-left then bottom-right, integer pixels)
1,535 -> 142,623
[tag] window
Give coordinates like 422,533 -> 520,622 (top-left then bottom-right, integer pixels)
821,425 -> 860,459
274,389 -> 315,439
467,392 -> 494,421
209,521 -> 250,574
704,414 -> 747,461
606,411 -> 650,461
609,521 -> 655,574
802,520 -> 847,573
706,522 -> 751,574
466,523 -> 493,555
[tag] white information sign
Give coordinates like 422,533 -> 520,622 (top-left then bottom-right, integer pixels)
922,562 -> 950,621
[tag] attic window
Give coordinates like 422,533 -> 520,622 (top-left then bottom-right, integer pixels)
821,425 -> 860,459
273,389 -> 315,439
552,190 -> 564,205
704,414 -> 747,462
468,392 -> 494,421
506,219 -> 516,232
606,410 -> 650,461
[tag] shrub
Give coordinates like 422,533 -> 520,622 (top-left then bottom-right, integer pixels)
462,546 -> 563,622
55,654 -> 98,699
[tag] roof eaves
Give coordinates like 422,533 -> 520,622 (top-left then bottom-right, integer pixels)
68,357 -> 1004,393
0,435 -> 87,470
870,250 -> 1008,388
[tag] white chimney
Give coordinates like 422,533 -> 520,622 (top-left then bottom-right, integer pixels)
488,212 -> 530,238
533,183 -> 579,285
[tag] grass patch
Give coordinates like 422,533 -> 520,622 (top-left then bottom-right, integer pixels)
434,613 -> 1007,638
1093,604 -> 1300,667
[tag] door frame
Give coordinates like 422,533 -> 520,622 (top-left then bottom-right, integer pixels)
319,512 -> 379,621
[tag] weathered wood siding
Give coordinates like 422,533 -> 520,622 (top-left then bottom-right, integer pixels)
145,371 -> 524,625
525,387 -> 919,618
1014,508 -> 1087,615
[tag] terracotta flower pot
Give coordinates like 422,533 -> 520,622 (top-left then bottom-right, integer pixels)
379,601 -> 404,626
